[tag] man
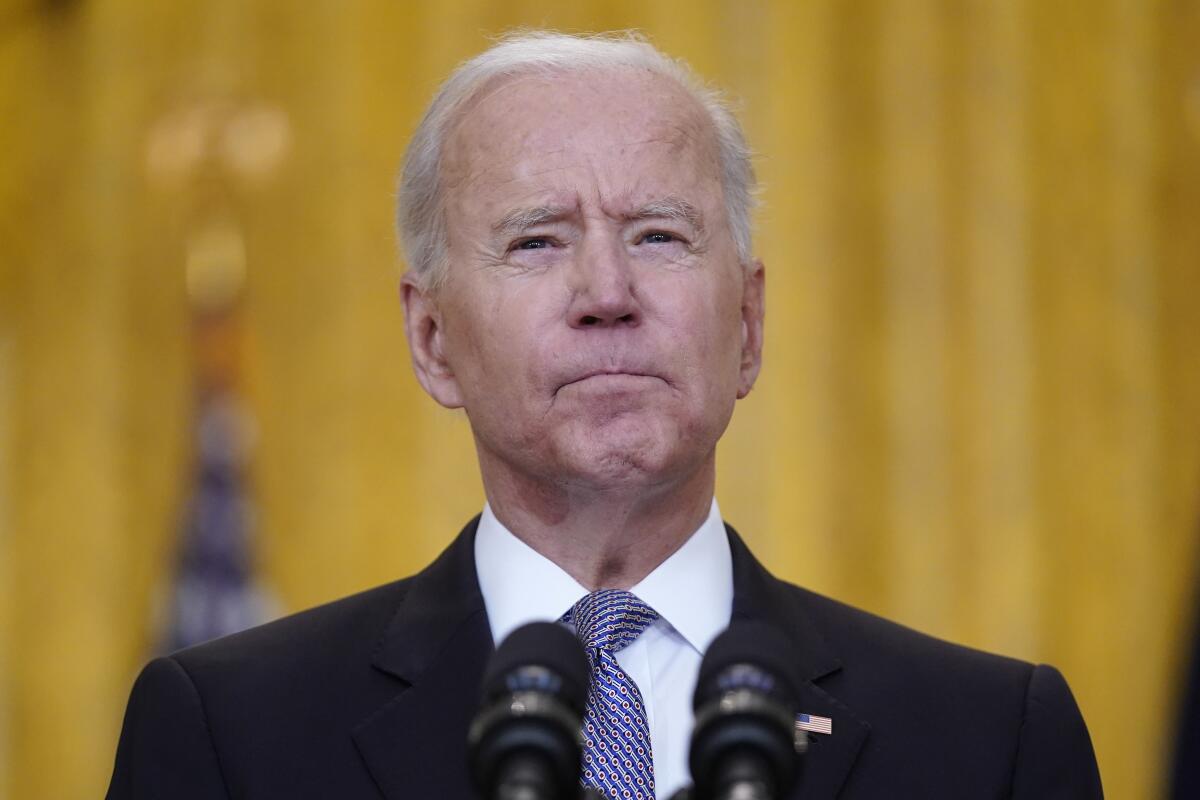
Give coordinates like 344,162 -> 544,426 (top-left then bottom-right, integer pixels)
107,31 -> 1102,799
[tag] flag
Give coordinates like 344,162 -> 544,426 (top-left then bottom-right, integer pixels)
160,390 -> 274,651
158,238 -> 276,652
796,713 -> 833,736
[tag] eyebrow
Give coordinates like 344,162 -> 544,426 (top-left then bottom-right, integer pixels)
491,205 -> 575,237
622,196 -> 706,234
490,196 -> 706,238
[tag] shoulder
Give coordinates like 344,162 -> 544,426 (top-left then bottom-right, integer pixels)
152,573 -> 415,724
788,582 -> 1033,686
784,580 -> 1042,724
141,517 -> 483,717
778,582 -> 1102,796
109,578 -> 421,798
167,576 -> 413,685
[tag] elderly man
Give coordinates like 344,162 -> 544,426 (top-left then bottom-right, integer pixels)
107,32 -> 1102,800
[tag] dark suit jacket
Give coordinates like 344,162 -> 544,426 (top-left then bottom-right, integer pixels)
107,518 -> 1102,798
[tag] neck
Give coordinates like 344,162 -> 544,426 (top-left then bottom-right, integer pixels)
480,457 -> 716,591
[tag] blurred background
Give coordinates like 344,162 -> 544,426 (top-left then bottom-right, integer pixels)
1,0 -> 1199,797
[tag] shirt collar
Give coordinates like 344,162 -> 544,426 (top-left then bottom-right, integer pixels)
629,499 -> 732,654
475,504 -> 589,646
474,499 -> 733,654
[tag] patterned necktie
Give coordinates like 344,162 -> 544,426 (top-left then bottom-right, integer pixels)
566,590 -> 659,800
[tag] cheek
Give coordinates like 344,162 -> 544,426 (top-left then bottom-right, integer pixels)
440,289 -> 507,388
675,278 -> 743,360
651,287 -> 744,410
443,283 -> 558,400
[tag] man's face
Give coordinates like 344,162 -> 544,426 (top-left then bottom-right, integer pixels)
405,67 -> 764,494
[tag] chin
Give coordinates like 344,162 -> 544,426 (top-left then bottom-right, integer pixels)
553,418 -> 698,490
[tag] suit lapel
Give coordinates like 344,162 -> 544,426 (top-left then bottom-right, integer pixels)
728,526 -> 871,799
350,519 -> 867,799
352,517 -> 494,800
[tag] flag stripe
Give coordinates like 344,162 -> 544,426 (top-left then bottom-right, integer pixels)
796,713 -> 833,735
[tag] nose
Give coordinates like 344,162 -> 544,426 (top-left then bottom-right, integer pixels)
566,235 -> 641,329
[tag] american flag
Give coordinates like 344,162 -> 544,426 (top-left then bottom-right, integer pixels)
160,392 -> 275,652
796,712 -> 833,736
158,291 -> 277,652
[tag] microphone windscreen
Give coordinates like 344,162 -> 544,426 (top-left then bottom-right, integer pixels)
482,621 -> 590,714
694,621 -> 800,708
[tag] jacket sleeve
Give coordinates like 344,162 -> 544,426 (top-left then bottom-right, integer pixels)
106,656 -> 232,800
1010,663 -> 1103,799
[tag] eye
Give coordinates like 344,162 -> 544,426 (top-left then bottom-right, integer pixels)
513,237 -> 553,250
638,231 -> 678,245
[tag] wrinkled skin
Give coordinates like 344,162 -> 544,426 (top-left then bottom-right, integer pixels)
403,66 -> 764,587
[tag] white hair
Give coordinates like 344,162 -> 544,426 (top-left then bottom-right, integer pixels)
396,30 -> 757,290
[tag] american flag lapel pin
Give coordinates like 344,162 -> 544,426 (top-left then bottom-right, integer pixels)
796,712 -> 833,736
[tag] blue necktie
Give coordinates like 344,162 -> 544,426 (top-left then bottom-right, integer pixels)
566,590 -> 659,800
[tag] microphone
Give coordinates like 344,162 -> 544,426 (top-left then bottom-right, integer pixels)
687,622 -> 804,800
468,621 -> 591,800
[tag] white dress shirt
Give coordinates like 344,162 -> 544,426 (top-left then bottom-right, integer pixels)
474,499 -> 734,800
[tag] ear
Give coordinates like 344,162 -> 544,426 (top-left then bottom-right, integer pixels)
400,273 -> 465,409
736,259 -> 765,399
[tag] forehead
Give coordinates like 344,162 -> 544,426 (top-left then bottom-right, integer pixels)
441,67 -> 723,216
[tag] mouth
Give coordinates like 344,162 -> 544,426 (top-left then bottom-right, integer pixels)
558,369 -> 664,392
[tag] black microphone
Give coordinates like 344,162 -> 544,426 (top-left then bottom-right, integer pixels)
687,622 -> 804,800
468,621 -> 591,800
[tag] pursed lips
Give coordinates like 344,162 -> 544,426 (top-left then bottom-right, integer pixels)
557,369 -> 664,392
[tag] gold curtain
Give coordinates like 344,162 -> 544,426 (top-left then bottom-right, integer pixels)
2,1 -> 1198,798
